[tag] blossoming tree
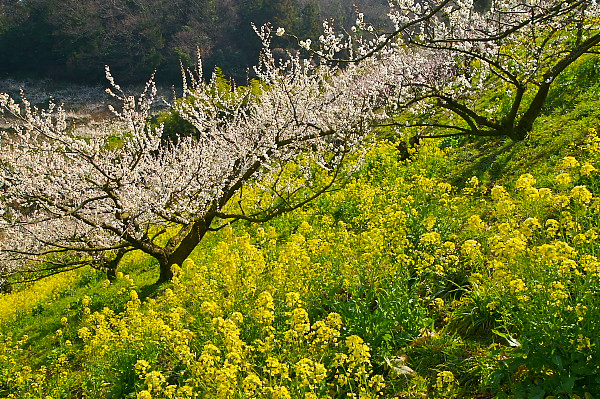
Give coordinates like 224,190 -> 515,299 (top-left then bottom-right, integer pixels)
303,0 -> 600,141
0,27 -> 385,283
2,0 -> 599,284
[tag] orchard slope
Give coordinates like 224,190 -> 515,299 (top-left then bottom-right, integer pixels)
2,86 -> 600,396
1,0 -> 600,397
2,0 -> 599,285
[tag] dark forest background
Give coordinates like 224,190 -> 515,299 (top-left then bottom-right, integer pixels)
0,0 -> 390,84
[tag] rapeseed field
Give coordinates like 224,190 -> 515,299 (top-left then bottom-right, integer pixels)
2,56 -> 600,399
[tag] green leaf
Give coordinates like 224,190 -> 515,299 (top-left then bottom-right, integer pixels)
552,353 -> 563,369
493,329 -> 521,348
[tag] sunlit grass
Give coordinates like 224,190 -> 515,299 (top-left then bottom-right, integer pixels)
2,56 -> 600,398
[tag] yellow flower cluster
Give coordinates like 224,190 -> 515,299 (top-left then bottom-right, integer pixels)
2,139 -> 600,397
65,280 -> 386,399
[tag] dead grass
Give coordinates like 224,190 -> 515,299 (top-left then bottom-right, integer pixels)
0,78 -> 173,133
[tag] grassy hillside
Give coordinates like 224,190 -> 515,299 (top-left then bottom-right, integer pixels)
1,56 -> 600,398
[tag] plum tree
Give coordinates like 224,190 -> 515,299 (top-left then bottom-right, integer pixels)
304,0 -> 600,141
1,0 -> 599,284
0,29 -> 383,283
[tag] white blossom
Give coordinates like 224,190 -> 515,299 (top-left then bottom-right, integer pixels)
0,33 -> 382,282
1,0 -> 598,282
299,39 -> 312,50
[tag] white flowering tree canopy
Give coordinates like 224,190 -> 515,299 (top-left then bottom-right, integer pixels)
1,0 -> 599,284
304,0 -> 600,141
0,26 -> 385,283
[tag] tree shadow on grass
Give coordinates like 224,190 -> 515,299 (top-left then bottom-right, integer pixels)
138,281 -> 168,301
447,139 -> 518,187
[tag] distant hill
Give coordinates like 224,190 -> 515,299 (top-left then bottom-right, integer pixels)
0,0 -> 393,85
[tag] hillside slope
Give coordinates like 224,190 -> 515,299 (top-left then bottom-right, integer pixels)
1,55 -> 600,398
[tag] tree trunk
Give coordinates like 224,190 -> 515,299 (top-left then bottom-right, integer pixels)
157,257 -> 174,283
511,83 -> 552,141
107,267 -> 117,281
106,247 -> 128,281
156,217 -> 213,283
0,279 -> 12,294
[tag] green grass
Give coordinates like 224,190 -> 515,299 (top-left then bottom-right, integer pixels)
1,55 -> 600,399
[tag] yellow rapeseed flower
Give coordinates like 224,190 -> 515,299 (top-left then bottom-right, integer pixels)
135,359 -> 151,378
145,370 -> 166,392
288,307 -> 311,335
538,187 -> 553,199
463,176 -> 480,195
581,162 -> 597,176
82,296 -> 92,307
466,215 -> 485,231
555,173 -> 572,189
495,199 -> 515,217
570,185 -> 593,204
436,370 -> 455,389
285,292 -> 301,308
294,358 -> 327,389
423,215 -> 437,231
508,278 -> 528,293
77,327 -> 92,341
137,391 -> 152,399
200,301 -> 222,318
461,240 -> 482,259
242,373 -> 262,396
420,232 -> 441,247
515,173 -> 536,190
269,386 -> 291,399
560,156 -> 580,170
545,219 -> 560,237
521,217 -> 541,238
491,185 -> 509,201
584,128 -> 600,154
